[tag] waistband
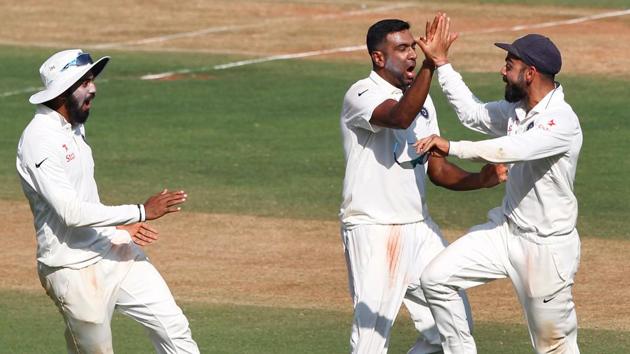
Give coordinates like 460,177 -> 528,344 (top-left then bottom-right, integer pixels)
507,218 -> 578,245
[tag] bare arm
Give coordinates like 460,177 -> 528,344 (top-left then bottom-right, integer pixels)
370,60 -> 435,129
427,155 -> 507,191
369,15 -> 443,129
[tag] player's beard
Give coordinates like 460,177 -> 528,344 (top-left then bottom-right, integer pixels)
66,92 -> 90,124
504,70 -> 527,103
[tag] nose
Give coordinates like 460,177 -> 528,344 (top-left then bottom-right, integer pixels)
409,46 -> 417,60
500,65 -> 507,76
88,81 -> 97,95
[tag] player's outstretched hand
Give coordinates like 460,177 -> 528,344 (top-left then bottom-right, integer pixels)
414,134 -> 450,157
480,163 -> 509,188
117,222 -> 159,246
144,189 -> 187,220
417,12 -> 458,67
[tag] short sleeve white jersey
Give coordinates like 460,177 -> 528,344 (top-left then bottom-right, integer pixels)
339,71 -> 439,227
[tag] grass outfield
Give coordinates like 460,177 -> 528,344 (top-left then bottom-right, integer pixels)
2,46 -> 628,237
1,290 -> 629,353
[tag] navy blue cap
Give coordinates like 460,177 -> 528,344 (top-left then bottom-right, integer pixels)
495,34 -> 562,75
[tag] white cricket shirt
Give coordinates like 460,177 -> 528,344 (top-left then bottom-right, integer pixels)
437,64 -> 582,237
340,71 -> 439,227
16,105 -> 145,268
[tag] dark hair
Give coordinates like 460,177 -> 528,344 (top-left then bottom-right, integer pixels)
366,19 -> 410,54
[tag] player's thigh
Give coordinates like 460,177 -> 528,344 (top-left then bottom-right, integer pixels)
422,220 -> 510,290
343,224 -> 423,302
38,264 -> 109,323
115,260 -> 187,328
508,232 -> 580,299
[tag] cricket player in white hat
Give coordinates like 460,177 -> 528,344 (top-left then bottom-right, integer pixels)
16,49 -> 199,353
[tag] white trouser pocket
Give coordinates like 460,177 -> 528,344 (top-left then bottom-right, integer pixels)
39,264 -> 107,324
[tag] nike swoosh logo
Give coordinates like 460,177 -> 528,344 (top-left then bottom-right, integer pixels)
358,89 -> 369,96
35,157 -> 48,168
543,296 -> 556,303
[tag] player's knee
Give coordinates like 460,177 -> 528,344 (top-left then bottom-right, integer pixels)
420,262 -> 442,294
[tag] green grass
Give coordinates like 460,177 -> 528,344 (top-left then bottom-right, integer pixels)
1,290 -> 629,353
1,46 -> 628,237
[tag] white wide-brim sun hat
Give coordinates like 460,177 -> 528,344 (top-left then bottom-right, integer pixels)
29,49 -> 110,105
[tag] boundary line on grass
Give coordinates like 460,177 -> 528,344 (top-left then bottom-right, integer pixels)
92,3 -> 415,49
140,8 -> 630,80
2,8 -> 628,95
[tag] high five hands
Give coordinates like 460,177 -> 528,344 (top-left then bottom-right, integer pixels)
416,12 -> 459,67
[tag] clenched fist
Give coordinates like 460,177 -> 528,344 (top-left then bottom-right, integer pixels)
480,163 -> 508,188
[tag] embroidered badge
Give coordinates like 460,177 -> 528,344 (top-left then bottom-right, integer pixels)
420,107 -> 429,119
527,122 -> 534,131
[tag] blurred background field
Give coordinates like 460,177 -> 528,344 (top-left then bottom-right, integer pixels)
0,0 -> 628,352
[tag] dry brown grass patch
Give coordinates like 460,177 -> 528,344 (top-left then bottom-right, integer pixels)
3,200 -> 629,330
0,1 -> 627,76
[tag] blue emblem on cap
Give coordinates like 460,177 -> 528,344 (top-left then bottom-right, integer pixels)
420,107 -> 429,119
526,122 -> 534,131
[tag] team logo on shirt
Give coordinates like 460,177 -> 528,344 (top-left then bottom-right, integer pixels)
420,107 -> 429,119
548,119 -> 556,126
526,122 -> 534,131
62,144 -> 75,162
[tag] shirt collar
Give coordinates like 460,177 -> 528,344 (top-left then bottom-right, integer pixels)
36,104 -> 80,134
369,71 -> 403,96
516,83 -> 564,123
530,83 -> 564,115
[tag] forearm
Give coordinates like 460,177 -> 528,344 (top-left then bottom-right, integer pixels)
51,192 -> 144,227
428,155 -> 501,191
449,129 -> 572,164
429,160 -> 490,191
392,61 -> 435,127
373,61 -> 434,129
437,64 -> 508,136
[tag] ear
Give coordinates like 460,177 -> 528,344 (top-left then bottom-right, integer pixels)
371,51 -> 386,69
525,65 -> 537,83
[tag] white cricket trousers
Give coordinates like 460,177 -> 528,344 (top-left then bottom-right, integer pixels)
341,219 -> 472,354
421,210 -> 581,354
38,242 -> 199,354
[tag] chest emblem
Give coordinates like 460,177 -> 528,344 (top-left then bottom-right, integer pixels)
526,122 -> 534,131
547,119 -> 556,126
62,144 -> 75,162
420,107 -> 429,119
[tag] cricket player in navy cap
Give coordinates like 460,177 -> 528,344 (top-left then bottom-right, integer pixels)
414,14 -> 583,354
